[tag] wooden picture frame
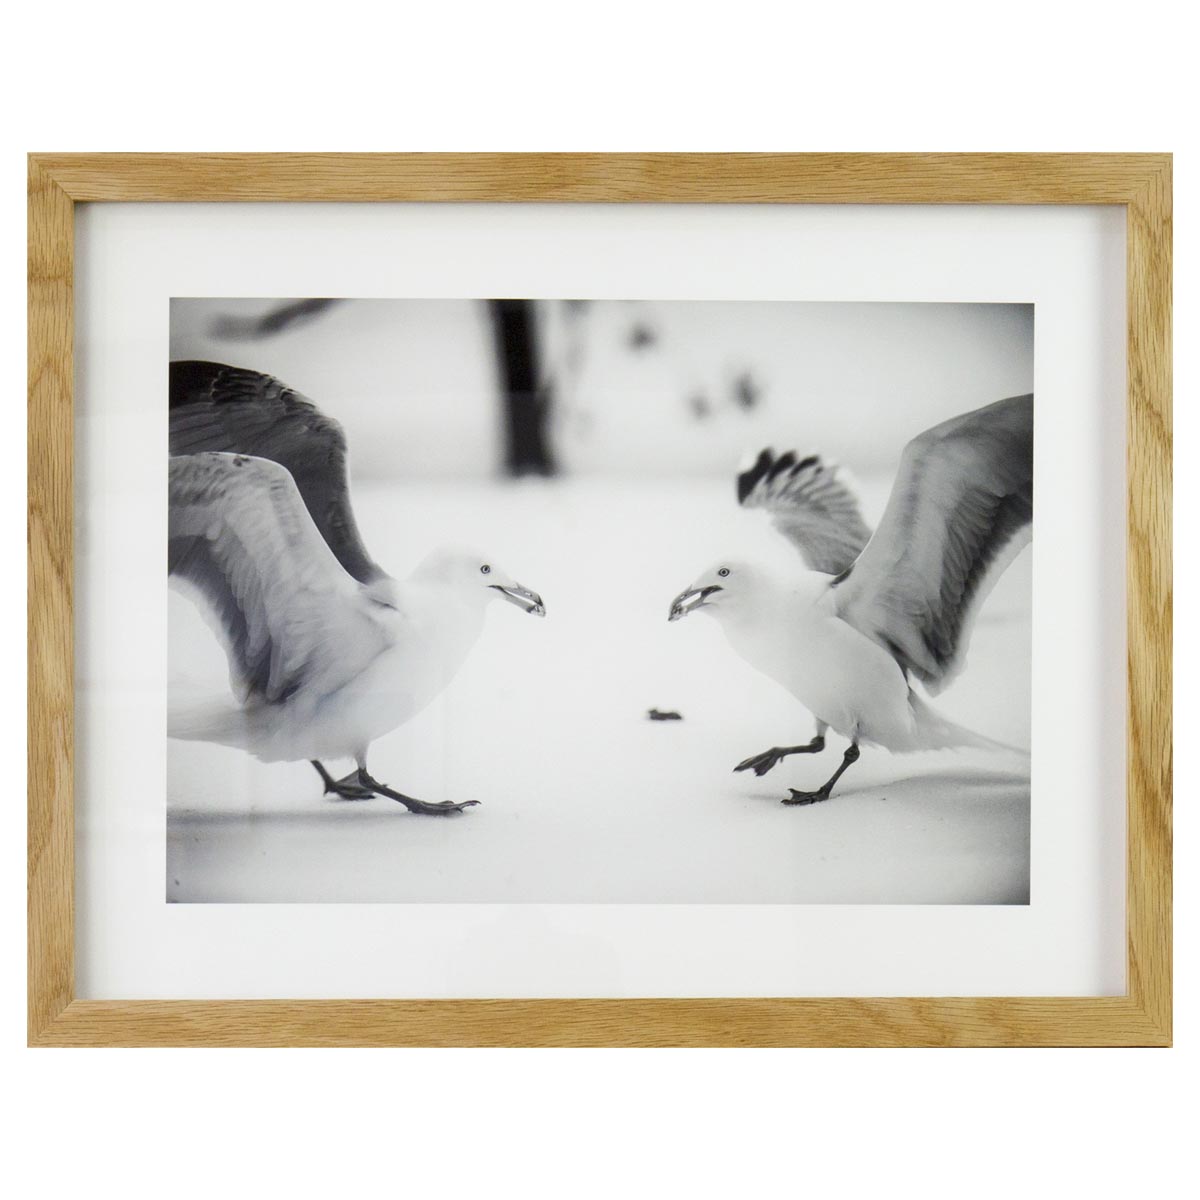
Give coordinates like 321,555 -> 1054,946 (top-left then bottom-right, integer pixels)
28,153 -> 1172,1047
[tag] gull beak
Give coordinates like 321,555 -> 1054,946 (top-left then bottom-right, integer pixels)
668,585 -> 721,622
491,582 -> 546,617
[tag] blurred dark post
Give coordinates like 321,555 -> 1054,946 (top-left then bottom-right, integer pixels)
487,299 -> 558,477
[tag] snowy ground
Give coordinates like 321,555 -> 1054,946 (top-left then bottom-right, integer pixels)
167,476 -> 1031,904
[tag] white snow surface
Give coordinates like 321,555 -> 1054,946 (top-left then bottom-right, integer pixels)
168,476 -> 1031,904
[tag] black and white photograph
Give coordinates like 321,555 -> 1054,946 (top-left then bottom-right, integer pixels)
167,297 -> 1034,904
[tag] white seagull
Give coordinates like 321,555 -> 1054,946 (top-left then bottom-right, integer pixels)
168,362 -> 545,815
668,393 -> 1033,805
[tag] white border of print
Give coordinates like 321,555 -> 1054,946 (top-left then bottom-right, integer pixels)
74,200 -> 1126,1000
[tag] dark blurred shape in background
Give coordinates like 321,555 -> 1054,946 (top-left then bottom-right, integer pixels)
628,322 -> 658,351
171,299 -> 1034,482
210,298 -> 343,341
732,371 -> 761,411
487,299 -> 558,477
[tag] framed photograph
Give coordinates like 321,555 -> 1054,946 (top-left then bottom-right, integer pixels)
28,153 -> 1171,1046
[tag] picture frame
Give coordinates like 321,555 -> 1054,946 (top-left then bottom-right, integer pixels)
28,152 -> 1171,1047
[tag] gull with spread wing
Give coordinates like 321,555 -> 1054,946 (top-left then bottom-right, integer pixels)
168,362 -> 545,814
668,393 -> 1033,805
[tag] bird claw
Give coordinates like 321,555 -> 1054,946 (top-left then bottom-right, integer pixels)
323,770 -> 377,800
782,788 -> 831,807
355,771 -> 480,815
734,750 -> 782,776
325,784 -> 377,801
398,798 -> 481,816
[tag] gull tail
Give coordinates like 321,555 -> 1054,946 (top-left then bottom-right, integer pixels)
906,692 -> 1030,758
168,696 -> 252,750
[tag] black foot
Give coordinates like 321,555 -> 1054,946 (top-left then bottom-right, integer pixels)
779,743 -> 859,805
357,771 -> 480,816
782,788 -> 833,807
312,760 -> 376,800
735,748 -> 789,777
325,771 -> 376,801
734,737 -> 825,777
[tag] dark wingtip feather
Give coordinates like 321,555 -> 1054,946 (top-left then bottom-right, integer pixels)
170,360 -> 229,409
767,450 -> 798,481
737,449 -> 774,504
170,360 -> 282,410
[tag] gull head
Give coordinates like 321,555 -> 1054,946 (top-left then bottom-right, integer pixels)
669,556 -> 824,624
414,548 -> 546,617
669,559 -> 756,623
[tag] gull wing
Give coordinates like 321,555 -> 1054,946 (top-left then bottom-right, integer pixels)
833,394 -> 1033,694
737,449 -> 872,575
169,360 -> 385,584
169,452 -> 391,706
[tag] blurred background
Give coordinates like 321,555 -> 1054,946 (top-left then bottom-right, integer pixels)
170,298 -> 1033,481
168,298 -> 1034,905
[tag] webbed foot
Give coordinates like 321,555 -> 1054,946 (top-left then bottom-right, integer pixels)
780,743 -> 859,806
312,760 -> 376,800
357,770 -> 480,816
734,735 -> 826,777
322,770 -> 374,800
395,797 -> 481,816
782,787 -> 833,807
326,781 -> 377,800
735,748 -> 789,777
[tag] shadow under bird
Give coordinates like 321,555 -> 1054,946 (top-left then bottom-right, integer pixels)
668,393 -> 1033,805
168,361 -> 545,814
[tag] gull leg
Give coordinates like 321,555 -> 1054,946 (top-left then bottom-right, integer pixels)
734,724 -> 827,777
783,742 -> 860,806
355,761 -> 480,816
311,760 -> 376,800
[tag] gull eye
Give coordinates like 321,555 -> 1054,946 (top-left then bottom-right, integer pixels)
718,567 -> 730,578
480,564 -> 491,575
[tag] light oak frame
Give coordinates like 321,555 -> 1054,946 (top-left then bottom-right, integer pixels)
28,154 -> 1172,1046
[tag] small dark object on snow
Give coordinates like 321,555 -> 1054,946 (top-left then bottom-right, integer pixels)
648,708 -> 683,721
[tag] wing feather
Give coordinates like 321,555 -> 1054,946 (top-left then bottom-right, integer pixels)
169,360 -> 385,584
737,449 -> 872,575
169,452 -> 390,706
834,394 -> 1033,693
